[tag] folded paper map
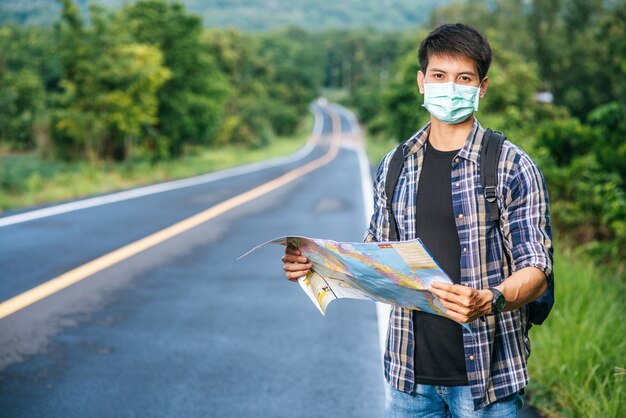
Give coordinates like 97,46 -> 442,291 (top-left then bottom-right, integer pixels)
240,236 -> 467,328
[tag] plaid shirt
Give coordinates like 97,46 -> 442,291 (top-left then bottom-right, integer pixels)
365,120 -> 553,410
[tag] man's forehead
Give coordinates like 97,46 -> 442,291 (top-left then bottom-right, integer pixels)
426,53 -> 478,74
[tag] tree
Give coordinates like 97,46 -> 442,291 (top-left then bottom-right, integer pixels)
204,28 -> 276,147
52,1 -> 170,161
0,68 -> 45,150
122,0 -> 230,156
257,27 -> 324,135
529,0 -> 619,117
381,49 -> 429,142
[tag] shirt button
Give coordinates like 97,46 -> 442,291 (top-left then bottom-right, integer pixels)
463,247 -> 468,253
458,214 -> 464,220
455,182 -> 460,187
469,355 -> 475,361
454,158 -> 460,163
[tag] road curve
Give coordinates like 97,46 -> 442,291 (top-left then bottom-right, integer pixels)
0,103 -> 384,417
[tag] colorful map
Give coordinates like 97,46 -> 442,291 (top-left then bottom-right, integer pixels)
241,236 -> 466,328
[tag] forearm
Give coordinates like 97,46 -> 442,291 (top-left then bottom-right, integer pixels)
494,266 -> 548,311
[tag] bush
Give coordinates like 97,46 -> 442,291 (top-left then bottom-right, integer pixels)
535,118 -> 600,166
588,102 -> 626,184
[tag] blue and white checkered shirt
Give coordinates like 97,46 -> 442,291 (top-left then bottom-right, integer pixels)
365,119 -> 553,410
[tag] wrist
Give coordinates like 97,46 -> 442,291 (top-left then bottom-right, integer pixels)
480,289 -> 494,315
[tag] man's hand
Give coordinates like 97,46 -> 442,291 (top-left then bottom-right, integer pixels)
281,245 -> 312,282
429,282 -> 493,323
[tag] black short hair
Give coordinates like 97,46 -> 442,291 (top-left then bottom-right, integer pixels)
418,23 -> 492,80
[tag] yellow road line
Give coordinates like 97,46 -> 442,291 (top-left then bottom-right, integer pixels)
0,109 -> 343,320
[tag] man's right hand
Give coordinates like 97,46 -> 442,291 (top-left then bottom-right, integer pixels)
281,245 -> 312,282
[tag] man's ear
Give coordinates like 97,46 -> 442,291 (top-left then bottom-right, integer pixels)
417,71 -> 425,94
479,77 -> 489,98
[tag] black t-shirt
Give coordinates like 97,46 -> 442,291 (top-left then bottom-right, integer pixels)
413,142 -> 468,386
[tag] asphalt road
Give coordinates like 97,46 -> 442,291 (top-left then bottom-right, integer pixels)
0,103 -> 384,417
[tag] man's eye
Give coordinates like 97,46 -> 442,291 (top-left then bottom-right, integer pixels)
459,76 -> 471,82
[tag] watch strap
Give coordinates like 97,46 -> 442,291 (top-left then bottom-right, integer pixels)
489,287 -> 506,314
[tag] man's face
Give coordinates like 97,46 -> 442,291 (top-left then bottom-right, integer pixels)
417,54 -> 488,98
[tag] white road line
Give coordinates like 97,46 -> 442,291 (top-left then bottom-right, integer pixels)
351,111 -> 390,363
0,105 -> 340,319
0,107 -> 325,228
330,104 -> 360,135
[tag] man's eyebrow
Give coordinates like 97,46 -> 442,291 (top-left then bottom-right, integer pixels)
429,67 -> 477,76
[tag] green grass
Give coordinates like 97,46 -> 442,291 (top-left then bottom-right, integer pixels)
0,116 -> 312,211
363,132 -> 400,167
527,248 -> 625,417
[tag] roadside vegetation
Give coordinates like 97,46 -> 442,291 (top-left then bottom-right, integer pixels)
527,248 -> 625,417
1,0 -> 624,416
0,116 -> 311,211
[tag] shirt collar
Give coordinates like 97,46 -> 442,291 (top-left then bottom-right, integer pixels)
402,117 -> 485,165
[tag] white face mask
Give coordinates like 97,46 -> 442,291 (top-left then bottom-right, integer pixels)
422,82 -> 481,124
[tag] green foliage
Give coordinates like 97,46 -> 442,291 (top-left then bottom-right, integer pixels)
327,29 -> 417,129
256,27 -> 325,134
0,68 -> 45,149
536,118 -> 600,166
537,104 -> 626,269
527,249 -> 625,418
2,0 -> 454,31
51,1 -> 172,161
529,0 -> 626,118
382,51 -> 429,141
0,116 -> 312,210
122,0 -> 230,156
0,25 -> 60,151
1,0 -> 328,161
588,102 -> 626,183
0,25 -> 62,89
203,28 -> 274,147
478,32 -> 542,130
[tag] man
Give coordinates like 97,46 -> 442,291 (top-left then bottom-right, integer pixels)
282,23 -> 553,417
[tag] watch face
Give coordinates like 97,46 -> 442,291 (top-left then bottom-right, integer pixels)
494,294 -> 506,312
491,288 -> 506,313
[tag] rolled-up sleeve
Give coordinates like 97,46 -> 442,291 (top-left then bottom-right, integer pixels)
501,152 -> 554,278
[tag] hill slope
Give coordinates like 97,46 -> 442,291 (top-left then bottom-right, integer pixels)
1,0 -> 453,31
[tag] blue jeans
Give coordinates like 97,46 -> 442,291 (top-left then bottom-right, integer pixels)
384,383 -> 523,418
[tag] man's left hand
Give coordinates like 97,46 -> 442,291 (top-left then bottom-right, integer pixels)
429,282 -> 493,323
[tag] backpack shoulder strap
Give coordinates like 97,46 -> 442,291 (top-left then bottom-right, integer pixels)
385,144 -> 405,241
480,128 -> 506,224
480,129 -> 554,326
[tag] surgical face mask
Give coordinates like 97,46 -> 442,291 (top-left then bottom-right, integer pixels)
422,82 -> 481,124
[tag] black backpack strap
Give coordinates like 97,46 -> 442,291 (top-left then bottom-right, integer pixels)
480,129 -> 554,326
480,128 -> 506,224
385,144 -> 405,241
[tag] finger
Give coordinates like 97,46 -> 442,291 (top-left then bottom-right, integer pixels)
285,270 -> 309,281
431,288 -> 473,311
442,310 -> 473,324
281,254 -> 309,264
283,262 -> 312,272
430,282 -> 471,296
285,245 -> 301,256
429,286 -> 456,303
430,281 -> 454,291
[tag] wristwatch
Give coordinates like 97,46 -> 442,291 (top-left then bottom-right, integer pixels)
489,288 -> 506,314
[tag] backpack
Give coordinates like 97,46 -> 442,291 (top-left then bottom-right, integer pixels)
384,129 -> 554,326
